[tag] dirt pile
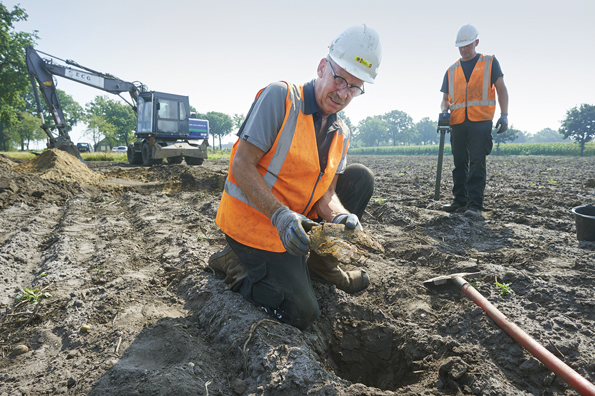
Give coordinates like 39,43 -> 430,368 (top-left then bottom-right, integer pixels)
0,154 -> 83,210
14,149 -> 103,184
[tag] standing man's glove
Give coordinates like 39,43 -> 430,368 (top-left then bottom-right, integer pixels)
332,213 -> 363,230
495,113 -> 508,134
271,206 -> 318,256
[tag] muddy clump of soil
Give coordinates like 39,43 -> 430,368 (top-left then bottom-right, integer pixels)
1,153 -> 595,396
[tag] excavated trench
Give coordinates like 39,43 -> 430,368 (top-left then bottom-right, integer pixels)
328,319 -> 422,390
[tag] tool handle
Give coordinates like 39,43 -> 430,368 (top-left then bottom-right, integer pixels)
434,130 -> 446,201
455,277 -> 595,396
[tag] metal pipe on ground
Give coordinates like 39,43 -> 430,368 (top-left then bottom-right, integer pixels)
424,273 -> 595,396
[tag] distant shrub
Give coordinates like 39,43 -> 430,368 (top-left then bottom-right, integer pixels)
0,151 -> 38,160
349,145 -> 452,156
492,142 -> 595,156
349,142 -> 595,157
82,152 -> 126,161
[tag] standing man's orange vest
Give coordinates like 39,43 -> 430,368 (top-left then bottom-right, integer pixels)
448,54 -> 496,125
216,82 -> 349,252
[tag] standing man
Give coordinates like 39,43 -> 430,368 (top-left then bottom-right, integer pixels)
440,24 -> 509,218
208,25 -> 382,330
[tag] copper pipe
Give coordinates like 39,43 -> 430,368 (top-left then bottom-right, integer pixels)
454,276 -> 595,396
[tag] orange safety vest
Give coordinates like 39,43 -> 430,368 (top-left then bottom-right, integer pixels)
448,54 -> 496,125
216,82 -> 349,252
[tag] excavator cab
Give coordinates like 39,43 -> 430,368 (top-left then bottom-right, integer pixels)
136,92 -> 190,138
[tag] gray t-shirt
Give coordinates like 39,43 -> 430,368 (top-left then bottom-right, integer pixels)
237,82 -> 287,153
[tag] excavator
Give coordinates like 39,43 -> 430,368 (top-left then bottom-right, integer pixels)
25,46 -> 209,166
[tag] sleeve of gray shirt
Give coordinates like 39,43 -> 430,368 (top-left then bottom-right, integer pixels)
237,82 -> 288,153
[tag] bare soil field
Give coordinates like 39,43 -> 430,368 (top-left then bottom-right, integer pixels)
1,150 -> 594,396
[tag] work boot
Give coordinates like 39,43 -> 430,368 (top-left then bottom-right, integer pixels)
208,244 -> 247,289
307,251 -> 370,294
442,201 -> 467,212
464,207 -> 482,218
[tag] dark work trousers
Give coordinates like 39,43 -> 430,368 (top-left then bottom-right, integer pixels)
450,119 -> 493,210
225,163 -> 375,330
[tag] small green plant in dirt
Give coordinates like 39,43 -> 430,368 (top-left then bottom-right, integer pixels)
197,235 -> 206,241
372,198 -> 386,204
547,178 -> 557,184
14,288 -> 52,304
494,282 -> 514,296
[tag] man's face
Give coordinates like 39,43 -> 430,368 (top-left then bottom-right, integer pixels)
314,58 -> 364,117
458,40 -> 478,61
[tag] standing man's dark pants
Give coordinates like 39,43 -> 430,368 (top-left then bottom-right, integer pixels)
450,120 -> 493,210
226,163 -> 374,330
335,163 -> 375,219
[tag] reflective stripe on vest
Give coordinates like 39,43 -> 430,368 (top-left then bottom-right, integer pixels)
222,83 -> 303,212
448,54 -> 496,125
216,82 -> 348,252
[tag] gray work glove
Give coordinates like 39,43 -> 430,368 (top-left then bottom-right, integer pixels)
331,213 -> 363,230
271,206 -> 318,256
495,113 -> 508,134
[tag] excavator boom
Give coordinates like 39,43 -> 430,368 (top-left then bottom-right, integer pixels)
25,46 -> 145,165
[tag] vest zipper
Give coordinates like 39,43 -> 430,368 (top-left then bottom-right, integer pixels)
301,172 -> 324,215
465,81 -> 469,118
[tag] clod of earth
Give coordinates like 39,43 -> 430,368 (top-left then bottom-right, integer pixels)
11,345 -> 29,356
308,223 -> 384,264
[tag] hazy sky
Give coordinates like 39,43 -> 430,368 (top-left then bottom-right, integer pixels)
5,0 -> 594,144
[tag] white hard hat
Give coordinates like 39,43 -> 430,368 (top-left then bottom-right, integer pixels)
328,24 -> 382,84
455,24 -> 479,47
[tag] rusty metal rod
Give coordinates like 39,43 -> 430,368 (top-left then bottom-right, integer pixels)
434,129 -> 447,201
454,276 -> 595,396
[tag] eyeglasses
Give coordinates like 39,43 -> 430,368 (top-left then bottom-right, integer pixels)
327,60 -> 364,97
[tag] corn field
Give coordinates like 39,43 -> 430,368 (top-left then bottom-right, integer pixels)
349,142 -> 595,156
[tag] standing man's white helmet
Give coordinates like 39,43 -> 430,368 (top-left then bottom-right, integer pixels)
328,24 -> 382,84
455,24 -> 479,47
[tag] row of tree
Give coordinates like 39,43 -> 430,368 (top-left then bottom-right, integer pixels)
342,110 -> 440,148
343,104 -> 595,157
1,3 -> 38,151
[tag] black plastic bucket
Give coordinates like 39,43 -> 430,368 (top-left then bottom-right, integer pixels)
572,204 -> 595,242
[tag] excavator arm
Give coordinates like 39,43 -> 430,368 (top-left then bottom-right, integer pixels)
25,46 -> 146,164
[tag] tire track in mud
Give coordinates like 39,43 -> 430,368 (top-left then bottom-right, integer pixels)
0,203 -> 62,306
0,192 -> 152,392
86,191 -> 235,395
